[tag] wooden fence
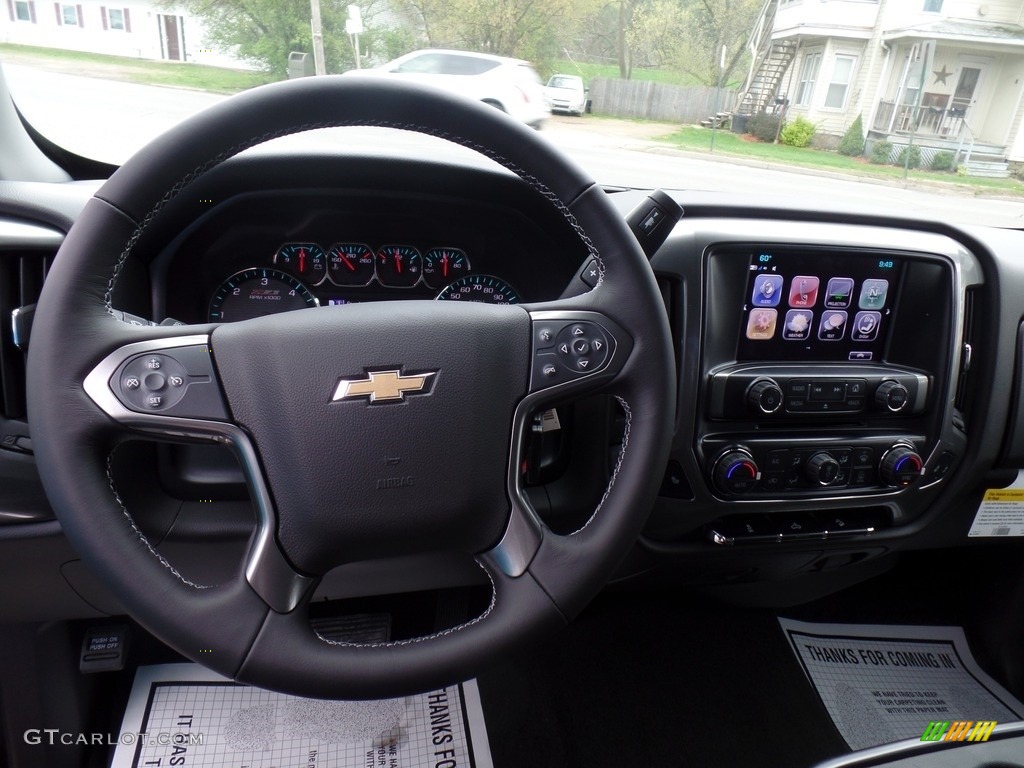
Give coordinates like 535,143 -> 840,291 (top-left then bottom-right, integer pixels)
588,78 -> 738,124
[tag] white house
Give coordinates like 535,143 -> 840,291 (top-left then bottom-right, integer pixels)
738,0 -> 1024,175
2,0 -> 247,69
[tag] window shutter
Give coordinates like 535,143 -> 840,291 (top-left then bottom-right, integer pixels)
29,0 -> 37,23
6,0 -> 13,22
53,1 -> 60,24
100,5 -> 106,28
123,6 -> 129,31
76,3 -> 81,25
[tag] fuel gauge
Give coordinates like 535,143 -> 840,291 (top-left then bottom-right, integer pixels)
375,245 -> 422,288
327,243 -> 375,286
422,247 -> 469,289
275,243 -> 327,285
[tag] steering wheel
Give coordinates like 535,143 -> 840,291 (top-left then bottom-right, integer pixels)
26,77 -> 674,699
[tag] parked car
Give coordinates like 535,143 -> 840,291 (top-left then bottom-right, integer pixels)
544,73 -> 587,116
348,48 -> 549,129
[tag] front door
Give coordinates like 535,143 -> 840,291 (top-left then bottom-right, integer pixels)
950,63 -> 984,114
164,15 -> 181,61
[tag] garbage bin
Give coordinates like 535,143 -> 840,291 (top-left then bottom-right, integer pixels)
731,114 -> 749,134
288,51 -> 314,79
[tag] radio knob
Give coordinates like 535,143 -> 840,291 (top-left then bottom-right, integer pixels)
805,452 -> 841,486
880,445 -> 923,487
712,450 -> 759,495
875,380 -> 910,413
747,379 -> 784,415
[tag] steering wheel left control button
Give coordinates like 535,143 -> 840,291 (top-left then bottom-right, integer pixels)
110,344 -> 229,421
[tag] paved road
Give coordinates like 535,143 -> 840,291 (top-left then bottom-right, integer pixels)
5,63 -> 1024,227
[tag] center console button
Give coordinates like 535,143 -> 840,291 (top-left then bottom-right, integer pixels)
805,452 -> 841,486
810,381 -> 847,402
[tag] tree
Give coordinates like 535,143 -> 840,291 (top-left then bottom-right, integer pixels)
630,0 -> 761,86
838,114 -> 866,156
168,0 -> 396,77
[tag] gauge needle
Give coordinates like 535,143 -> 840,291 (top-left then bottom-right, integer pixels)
442,252 -> 449,278
394,249 -> 403,273
298,248 -> 306,273
341,254 -> 355,272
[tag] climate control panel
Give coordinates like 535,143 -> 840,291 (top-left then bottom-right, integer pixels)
707,439 -> 925,497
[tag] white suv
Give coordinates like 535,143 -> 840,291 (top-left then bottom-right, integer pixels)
354,49 -> 550,129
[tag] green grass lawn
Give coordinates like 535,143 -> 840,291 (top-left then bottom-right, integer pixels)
661,125 -> 1024,195
0,43 -> 276,93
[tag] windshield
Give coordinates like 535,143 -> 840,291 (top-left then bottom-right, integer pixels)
2,0 -> 1023,228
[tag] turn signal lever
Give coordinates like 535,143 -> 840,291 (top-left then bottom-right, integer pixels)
624,189 -> 684,260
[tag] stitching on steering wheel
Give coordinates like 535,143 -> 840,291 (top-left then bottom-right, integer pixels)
573,396 -> 631,536
105,453 -> 212,590
104,118 -> 606,313
313,560 -> 497,648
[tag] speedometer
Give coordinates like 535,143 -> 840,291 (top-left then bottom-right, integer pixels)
208,268 -> 319,322
435,274 -> 520,304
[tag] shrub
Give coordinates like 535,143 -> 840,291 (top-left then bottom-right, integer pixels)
746,112 -> 783,143
838,114 -> 865,156
896,145 -> 922,169
930,150 -> 955,171
779,116 -> 816,148
870,140 -> 893,164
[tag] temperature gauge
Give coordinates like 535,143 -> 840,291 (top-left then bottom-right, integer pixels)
327,243 -> 375,286
375,245 -> 422,288
422,247 -> 470,289
274,243 -> 327,285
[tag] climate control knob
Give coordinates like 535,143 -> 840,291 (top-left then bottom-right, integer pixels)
875,380 -> 910,413
747,379 -> 784,415
713,450 -> 759,495
805,452 -> 841,486
879,445 -> 924,487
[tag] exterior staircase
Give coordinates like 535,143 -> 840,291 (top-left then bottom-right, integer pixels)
736,1 -> 798,116
964,151 -> 1010,178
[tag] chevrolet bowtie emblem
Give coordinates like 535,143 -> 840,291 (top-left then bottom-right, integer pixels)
331,369 -> 437,403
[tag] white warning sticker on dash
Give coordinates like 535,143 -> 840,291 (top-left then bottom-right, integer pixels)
969,470 -> 1024,537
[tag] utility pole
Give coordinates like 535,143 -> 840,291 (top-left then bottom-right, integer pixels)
904,40 -> 934,179
711,45 -> 726,153
346,5 -> 364,70
310,0 -> 326,75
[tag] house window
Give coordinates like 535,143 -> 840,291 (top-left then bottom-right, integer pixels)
101,6 -> 131,31
109,7 -> 124,29
795,53 -> 822,107
13,0 -> 35,21
58,3 -> 82,26
824,55 -> 856,109
923,0 -> 943,11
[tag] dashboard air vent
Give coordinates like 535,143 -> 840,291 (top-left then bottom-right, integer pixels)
0,250 -> 50,419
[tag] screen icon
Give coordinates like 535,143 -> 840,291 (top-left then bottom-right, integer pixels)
851,311 -> 881,341
859,279 -> 889,309
782,309 -> 814,341
751,274 -> 784,307
824,277 -> 854,308
818,311 -> 848,341
789,276 -> 819,307
746,309 -> 778,340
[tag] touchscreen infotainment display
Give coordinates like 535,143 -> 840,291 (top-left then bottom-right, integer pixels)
734,248 -> 903,363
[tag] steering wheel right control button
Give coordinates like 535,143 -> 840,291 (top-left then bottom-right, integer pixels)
880,444 -> 924,487
531,319 -> 615,390
110,344 -> 229,421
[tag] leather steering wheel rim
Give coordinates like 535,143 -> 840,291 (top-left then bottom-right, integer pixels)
26,76 -> 674,699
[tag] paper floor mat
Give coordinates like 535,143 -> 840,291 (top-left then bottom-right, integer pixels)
779,619 -> 1024,751
110,663 -> 493,768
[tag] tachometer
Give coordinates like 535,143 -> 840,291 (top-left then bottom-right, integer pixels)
422,247 -> 470,289
208,268 -> 319,323
435,274 -> 520,304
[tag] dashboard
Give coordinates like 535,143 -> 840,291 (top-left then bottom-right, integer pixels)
0,147 -> 1021,623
